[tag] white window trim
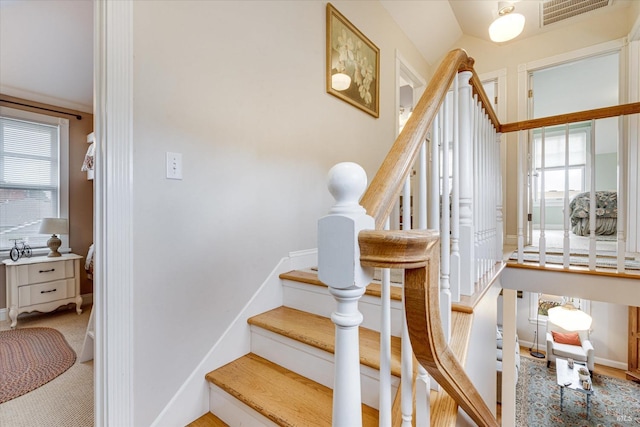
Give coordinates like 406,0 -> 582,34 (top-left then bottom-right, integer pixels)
0,106 -> 70,256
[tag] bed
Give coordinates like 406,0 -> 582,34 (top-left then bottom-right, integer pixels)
569,191 -> 617,236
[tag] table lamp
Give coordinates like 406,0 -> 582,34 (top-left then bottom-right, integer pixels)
39,218 -> 68,257
548,302 -> 592,331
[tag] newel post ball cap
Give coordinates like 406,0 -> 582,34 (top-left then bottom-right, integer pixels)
327,162 -> 368,208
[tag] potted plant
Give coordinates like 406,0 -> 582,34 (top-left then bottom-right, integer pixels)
578,367 -> 590,381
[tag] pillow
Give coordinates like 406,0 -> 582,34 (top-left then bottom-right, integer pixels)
552,331 -> 581,346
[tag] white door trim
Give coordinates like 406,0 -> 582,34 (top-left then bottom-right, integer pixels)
395,49 -> 426,137
94,1 -> 134,425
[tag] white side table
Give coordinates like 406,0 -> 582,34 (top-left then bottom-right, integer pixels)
3,253 -> 83,328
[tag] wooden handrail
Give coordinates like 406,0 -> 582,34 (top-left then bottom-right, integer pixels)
500,102 -> 640,133
360,49 -> 476,229
359,230 -> 499,427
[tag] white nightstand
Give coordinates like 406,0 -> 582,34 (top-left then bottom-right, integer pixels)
3,253 -> 83,328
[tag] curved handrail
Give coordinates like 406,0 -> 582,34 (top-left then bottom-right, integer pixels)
359,230 -> 499,427
360,49 -> 479,229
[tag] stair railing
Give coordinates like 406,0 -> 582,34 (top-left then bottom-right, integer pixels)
503,103 -> 640,272
319,48 -> 502,426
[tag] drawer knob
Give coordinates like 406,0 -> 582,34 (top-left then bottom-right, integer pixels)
39,268 -> 55,273
40,289 -> 57,294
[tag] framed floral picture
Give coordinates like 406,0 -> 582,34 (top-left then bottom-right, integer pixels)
326,3 -> 380,118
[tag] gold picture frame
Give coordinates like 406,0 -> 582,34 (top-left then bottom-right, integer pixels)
326,3 -> 380,118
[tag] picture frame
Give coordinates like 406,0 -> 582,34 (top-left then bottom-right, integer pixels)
326,3 -> 380,118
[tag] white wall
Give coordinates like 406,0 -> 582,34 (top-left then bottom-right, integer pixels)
130,1 -> 430,425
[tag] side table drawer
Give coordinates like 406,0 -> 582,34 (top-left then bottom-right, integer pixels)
18,279 -> 75,307
17,260 -> 74,285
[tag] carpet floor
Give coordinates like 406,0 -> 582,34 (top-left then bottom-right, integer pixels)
0,305 -> 93,427
516,357 -> 640,426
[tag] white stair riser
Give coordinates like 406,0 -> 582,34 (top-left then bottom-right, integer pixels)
250,326 -> 399,409
282,280 -> 404,336
209,384 -> 278,427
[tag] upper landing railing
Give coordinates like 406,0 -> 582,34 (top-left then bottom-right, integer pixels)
506,103 -> 640,273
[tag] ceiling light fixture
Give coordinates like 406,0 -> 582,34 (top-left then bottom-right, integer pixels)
489,1 -> 525,43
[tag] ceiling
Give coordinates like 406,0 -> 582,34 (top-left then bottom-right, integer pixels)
0,0 -> 635,113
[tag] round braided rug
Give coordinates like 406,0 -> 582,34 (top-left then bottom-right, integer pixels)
0,327 -> 76,404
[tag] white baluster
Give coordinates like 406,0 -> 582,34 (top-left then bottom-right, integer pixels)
401,314 -> 412,427
473,98 -> 481,283
441,93 -> 452,341
450,74 -> 461,302
400,178 -> 414,427
563,125 -> 571,268
318,162 -> 374,427
458,71 -> 474,295
589,120 -> 597,270
539,127 -> 547,266
617,116 -> 626,272
415,364 -> 430,426
517,131 -> 525,263
429,114 -> 441,231
496,130 -> 503,263
418,141 -> 428,230
379,218 -> 392,426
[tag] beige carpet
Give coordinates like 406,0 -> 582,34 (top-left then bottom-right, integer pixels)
0,305 -> 94,427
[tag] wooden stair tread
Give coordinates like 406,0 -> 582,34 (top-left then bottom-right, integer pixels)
281,269 -> 498,314
279,269 -> 403,302
186,412 -> 229,427
249,306 -> 402,377
205,353 -> 378,426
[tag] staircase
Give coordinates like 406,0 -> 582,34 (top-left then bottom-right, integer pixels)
188,268 -> 473,426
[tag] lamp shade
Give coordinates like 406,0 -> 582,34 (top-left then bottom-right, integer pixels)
548,303 -> 592,332
489,12 -> 525,43
39,218 -> 69,235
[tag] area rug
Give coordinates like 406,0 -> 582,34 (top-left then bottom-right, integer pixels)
516,357 -> 640,426
0,327 -> 76,404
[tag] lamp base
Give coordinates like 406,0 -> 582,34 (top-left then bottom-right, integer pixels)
530,351 -> 545,359
47,234 -> 62,257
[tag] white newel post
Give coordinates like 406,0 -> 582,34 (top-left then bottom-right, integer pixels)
457,71 -> 474,295
318,162 -> 374,427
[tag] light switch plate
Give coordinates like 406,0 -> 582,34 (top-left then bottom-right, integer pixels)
166,152 -> 183,180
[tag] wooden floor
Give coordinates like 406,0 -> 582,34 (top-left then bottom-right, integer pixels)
497,346 -> 631,423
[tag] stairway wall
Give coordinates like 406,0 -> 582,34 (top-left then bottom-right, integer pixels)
130,2 -> 431,425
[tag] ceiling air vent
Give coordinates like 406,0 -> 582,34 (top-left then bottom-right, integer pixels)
541,0 -> 613,26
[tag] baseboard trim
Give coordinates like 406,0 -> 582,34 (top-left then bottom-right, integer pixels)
594,357 -> 628,371
505,235 -> 517,245
519,340 -> 627,370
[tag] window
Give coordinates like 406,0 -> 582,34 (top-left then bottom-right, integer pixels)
0,107 -> 69,252
529,293 -> 591,327
532,123 -> 590,203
